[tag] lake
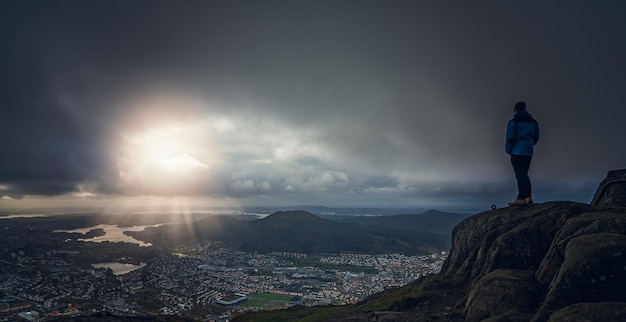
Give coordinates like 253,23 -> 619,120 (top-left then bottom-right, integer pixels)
57,224 -> 163,247
92,262 -> 146,275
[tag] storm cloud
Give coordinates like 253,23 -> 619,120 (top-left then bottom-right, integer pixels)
1,1 -> 625,209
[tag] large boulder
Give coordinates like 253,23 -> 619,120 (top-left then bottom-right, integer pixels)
546,302 -> 626,322
441,202 -> 593,285
443,201 -> 626,322
464,269 -> 543,322
591,169 -> 626,207
536,211 -> 626,285
534,233 -> 626,321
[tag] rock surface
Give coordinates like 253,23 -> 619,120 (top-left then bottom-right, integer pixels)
591,169 -> 626,207
546,302 -> 626,322
443,201 -> 626,322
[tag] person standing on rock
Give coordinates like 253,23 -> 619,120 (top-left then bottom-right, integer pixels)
506,101 -> 540,206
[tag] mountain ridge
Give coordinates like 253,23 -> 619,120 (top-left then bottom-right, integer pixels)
129,209 -> 461,255
324,209 -> 468,234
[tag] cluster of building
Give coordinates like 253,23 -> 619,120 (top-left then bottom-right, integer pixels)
0,240 -> 447,321
143,242 -> 447,313
0,258 -> 136,321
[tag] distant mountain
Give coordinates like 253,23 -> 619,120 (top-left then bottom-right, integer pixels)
129,210 -> 455,255
321,209 -> 468,234
243,205 -> 440,216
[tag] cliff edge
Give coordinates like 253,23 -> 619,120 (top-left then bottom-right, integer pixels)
440,201 -> 626,322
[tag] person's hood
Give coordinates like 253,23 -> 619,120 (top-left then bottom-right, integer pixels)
513,110 -> 535,123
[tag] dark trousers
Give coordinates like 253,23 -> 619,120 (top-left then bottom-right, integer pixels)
511,154 -> 532,199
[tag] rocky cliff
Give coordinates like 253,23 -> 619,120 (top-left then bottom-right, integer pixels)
439,201 -> 626,322
357,201 -> 626,322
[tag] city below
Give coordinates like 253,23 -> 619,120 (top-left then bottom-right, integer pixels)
0,212 -> 451,321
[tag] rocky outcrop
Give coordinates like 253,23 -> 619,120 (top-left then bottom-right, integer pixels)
440,201 -> 626,322
591,169 -> 626,207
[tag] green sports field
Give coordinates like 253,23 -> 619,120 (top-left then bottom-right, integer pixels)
241,293 -> 299,308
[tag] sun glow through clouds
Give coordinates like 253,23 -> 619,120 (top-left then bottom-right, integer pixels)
117,121 -> 212,195
99,88 -> 363,205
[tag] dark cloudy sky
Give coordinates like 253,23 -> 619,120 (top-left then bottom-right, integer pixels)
1,1 -> 625,211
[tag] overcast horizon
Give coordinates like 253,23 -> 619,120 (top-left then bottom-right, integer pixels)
2,1 -> 625,212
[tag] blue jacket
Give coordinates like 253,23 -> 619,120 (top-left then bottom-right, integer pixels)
506,110 -> 539,155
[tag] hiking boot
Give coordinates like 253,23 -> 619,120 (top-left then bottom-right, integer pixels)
525,197 -> 534,204
508,199 -> 527,206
